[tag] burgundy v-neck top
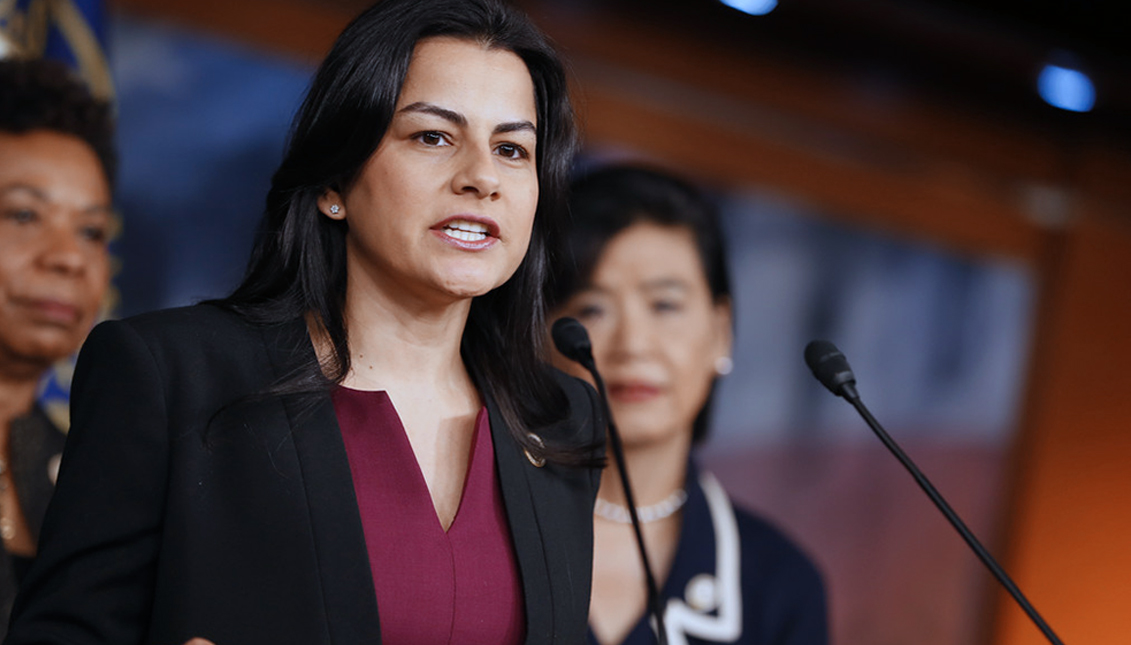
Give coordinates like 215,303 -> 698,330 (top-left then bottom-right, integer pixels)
331,387 -> 526,645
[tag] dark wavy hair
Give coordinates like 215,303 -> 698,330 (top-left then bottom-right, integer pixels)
0,58 -> 116,187
550,164 -> 732,444
214,0 -> 586,463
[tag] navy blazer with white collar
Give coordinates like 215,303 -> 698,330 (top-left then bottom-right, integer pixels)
4,305 -> 603,645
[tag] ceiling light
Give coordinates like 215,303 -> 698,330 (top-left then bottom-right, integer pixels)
719,0 -> 778,17
1037,64 -> 1095,113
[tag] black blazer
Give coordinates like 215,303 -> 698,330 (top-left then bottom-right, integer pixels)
4,305 -> 603,645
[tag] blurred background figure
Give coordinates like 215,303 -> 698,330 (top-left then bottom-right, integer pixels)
550,165 -> 828,645
0,57 -> 114,633
1,0 -> 114,432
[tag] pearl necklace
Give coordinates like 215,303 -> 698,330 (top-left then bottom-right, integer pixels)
593,488 -> 688,524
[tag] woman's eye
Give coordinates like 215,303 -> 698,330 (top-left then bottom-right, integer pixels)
652,299 -> 683,314
3,208 -> 37,224
417,131 -> 448,146
80,226 -> 109,244
575,303 -> 605,320
496,143 -> 529,160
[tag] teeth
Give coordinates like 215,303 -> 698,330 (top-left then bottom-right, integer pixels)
446,229 -> 487,242
443,220 -> 490,242
446,220 -> 488,234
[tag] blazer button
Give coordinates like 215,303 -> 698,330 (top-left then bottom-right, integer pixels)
685,573 -> 719,612
524,433 -> 546,467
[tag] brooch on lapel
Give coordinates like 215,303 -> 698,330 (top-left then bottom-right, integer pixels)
523,433 -> 545,468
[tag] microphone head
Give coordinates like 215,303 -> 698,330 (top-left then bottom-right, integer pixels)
804,340 -> 858,398
551,317 -> 594,368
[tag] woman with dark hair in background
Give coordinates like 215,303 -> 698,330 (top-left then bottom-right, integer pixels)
0,58 -> 114,635
4,1 -> 602,643
551,165 -> 827,645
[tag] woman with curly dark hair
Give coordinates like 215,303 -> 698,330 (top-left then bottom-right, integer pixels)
4,1 -> 602,644
0,57 -> 114,635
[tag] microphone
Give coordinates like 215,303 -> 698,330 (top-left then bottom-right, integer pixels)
803,340 -> 858,400
803,340 -> 1065,645
551,317 -> 595,370
552,317 -> 669,645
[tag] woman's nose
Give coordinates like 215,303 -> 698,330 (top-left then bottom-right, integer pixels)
37,219 -> 87,276
609,303 -> 653,359
452,144 -> 501,198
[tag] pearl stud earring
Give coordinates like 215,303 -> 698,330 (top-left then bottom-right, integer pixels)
715,356 -> 734,376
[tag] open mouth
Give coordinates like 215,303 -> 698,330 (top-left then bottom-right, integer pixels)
442,220 -> 491,243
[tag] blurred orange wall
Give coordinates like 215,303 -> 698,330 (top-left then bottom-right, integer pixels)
992,197 -> 1131,644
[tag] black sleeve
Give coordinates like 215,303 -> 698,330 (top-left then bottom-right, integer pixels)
734,509 -> 829,645
5,320 -> 169,645
771,560 -> 828,645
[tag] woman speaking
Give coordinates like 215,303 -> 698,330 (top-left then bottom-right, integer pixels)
4,1 -> 602,643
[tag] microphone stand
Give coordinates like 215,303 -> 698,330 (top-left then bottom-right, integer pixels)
552,318 -> 669,645
843,388 -> 1064,645
583,362 -> 670,645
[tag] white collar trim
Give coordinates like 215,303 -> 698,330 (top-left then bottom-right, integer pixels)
661,471 -> 743,643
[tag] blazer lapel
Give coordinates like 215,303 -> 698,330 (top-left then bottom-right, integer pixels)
487,395 -> 554,644
261,319 -> 382,644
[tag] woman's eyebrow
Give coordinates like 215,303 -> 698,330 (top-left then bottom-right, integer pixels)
642,278 -> 690,291
0,183 -> 49,201
83,205 -> 114,217
494,120 -> 536,136
399,101 -> 466,125
398,101 -> 535,135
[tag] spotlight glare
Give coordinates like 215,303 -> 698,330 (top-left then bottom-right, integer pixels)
1037,64 -> 1095,113
720,0 -> 778,16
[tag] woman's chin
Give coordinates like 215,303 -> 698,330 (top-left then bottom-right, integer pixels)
435,270 -> 513,301
435,281 -> 494,301
5,327 -> 85,365
612,415 -> 689,451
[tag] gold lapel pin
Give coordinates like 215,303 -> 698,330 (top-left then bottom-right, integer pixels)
523,433 -> 546,468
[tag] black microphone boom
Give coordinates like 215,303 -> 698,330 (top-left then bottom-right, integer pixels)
552,317 -> 669,645
803,340 -> 1065,645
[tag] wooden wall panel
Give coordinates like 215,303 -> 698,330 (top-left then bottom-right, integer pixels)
532,2 -> 1065,187
992,201 -> 1131,644
569,60 -> 1044,261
